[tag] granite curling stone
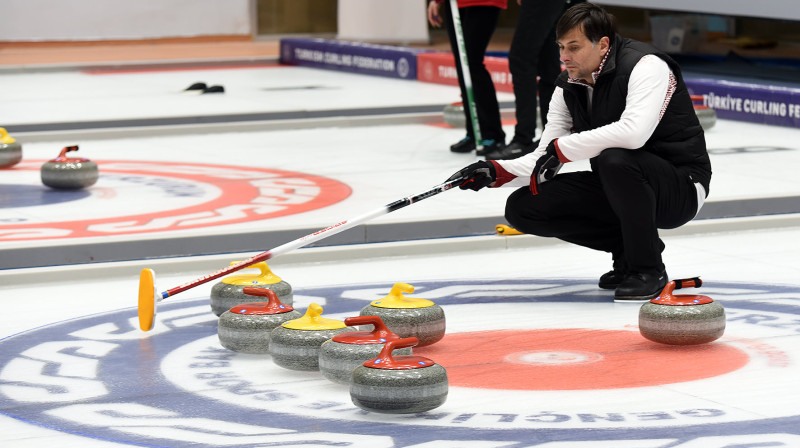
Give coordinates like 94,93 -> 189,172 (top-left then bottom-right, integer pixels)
40,145 -> 98,189
695,105 -> 717,131
639,277 -> 726,345
217,288 -> 302,354
210,261 -> 292,316
269,303 -> 350,371
350,337 -> 448,414
318,315 -> 412,385
691,95 -> 716,131
0,128 -> 22,168
443,102 -> 466,128
359,282 -> 445,347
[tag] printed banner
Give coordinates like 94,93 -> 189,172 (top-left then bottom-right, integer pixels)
416,51 -> 514,93
279,37 -> 427,80
686,78 -> 800,128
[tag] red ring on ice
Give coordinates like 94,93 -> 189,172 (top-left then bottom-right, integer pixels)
416,328 -> 749,390
1,160 -> 351,241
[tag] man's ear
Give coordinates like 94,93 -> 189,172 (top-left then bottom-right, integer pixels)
599,36 -> 610,53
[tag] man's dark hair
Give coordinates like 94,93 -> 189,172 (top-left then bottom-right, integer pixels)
556,2 -> 617,43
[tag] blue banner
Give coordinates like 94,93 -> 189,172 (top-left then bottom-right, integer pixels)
686,78 -> 800,128
279,38 -> 429,80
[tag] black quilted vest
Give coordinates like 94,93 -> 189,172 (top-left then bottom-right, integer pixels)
556,35 -> 711,194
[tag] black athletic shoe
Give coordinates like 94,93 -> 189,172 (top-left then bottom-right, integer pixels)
598,269 -> 626,290
484,140 -> 538,160
450,137 -> 504,155
613,270 -> 668,302
450,136 -> 474,153
598,259 -> 627,290
475,139 -> 504,156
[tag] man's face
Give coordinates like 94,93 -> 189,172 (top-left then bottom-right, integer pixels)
557,26 -> 610,83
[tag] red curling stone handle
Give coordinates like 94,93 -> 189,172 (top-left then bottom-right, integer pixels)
243,287 -> 277,298
384,337 -> 418,352
241,287 -> 292,311
342,315 -> 395,341
366,337 -> 437,370
345,315 -> 386,329
58,145 -> 79,158
673,277 -> 702,289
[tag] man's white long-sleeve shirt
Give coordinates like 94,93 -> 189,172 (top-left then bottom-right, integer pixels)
493,54 -> 675,187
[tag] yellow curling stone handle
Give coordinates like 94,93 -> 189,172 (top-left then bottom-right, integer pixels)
0,128 -> 16,144
221,261 -> 282,285
283,303 -> 346,330
370,283 -> 436,309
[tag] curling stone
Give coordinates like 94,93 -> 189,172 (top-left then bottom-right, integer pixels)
639,277 -> 725,345
695,106 -> 717,131
269,303 -> 350,371
40,145 -> 98,189
443,102 -> 466,128
210,261 -> 292,316
318,315 -> 412,385
0,128 -> 22,168
691,95 -> 716,131
217,288 -> 302,354
359,283 -> 445,347
350,337 -> 448,414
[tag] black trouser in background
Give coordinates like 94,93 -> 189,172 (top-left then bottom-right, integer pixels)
508,0 -> 567,144
444,3 -> 505,143
504,148 -> 699,275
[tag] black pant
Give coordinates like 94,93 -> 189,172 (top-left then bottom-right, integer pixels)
508,0 -> 582,144
505,148 -> 699,274
445,3 -> 504,143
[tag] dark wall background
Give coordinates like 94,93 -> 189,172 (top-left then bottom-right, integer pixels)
256,1 -> 800,60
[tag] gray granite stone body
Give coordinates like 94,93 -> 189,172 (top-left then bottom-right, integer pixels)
359,305 -> 445,346
210,281 -> 293,316
318,340 -> 413,385
350,364 -> 448,413
218,308 -> 301,354
696,107 -> 717,131
41,160 -> 99,189
443,103 -> 466,128
639,301 -> 726,345
0,141 -> 22,167
269,326 -> 351,371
